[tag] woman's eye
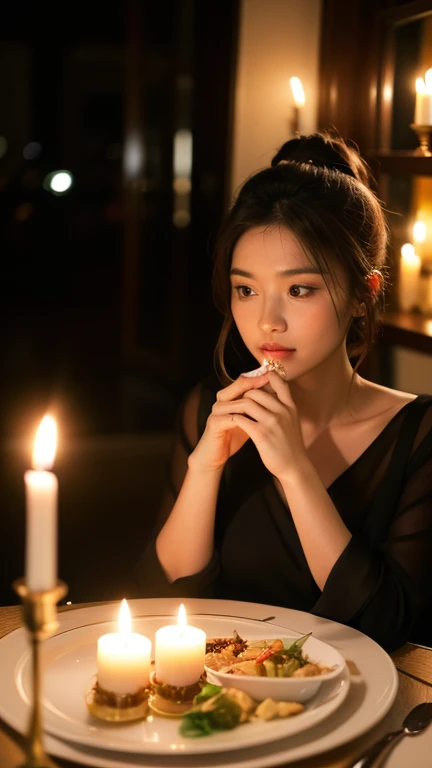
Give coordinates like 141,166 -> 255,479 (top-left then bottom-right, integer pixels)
289,284 -> 315,298
234,285 -> 256,298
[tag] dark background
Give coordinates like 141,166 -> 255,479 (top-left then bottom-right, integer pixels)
0,0 -> 240,604
0,0 -> 240,442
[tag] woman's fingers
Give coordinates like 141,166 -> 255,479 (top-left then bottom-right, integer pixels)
263,371 -> 295,407
216,372 -> 269,403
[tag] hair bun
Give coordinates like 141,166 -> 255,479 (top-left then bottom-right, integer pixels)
271,132 -> 371,187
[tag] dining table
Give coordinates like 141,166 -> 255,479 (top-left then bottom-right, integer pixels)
0,600 -> 431,768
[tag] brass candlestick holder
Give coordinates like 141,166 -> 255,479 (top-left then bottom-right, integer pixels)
13,578 -> 68,768
410,123 -> 432,156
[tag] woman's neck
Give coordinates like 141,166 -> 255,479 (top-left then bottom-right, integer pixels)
289,352 -> 361,429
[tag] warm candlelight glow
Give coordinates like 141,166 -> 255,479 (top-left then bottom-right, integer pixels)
416,77 -> 427,95
178,603 -> 187,632
400,244 -> 421,312
97,600 -> 151,694
290,77 -> 305,108
119,598 -> 132,636
413,220 -> 427,243
32,415 -> 57,471
401,243 -> 415,260
415,70 -> 432,124
155,605 -> 206,687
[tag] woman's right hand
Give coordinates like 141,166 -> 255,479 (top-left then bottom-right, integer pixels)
188,372 -> 270,472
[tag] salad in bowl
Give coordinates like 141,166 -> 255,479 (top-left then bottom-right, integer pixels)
204,631 -> 346,702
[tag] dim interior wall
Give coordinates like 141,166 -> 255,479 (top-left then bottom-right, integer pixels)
393,347 -> 432,394
231,0 -> 322,198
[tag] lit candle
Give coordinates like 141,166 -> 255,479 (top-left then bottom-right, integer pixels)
414,70 -> 432,125
24,415 -> 58,591
97,599 -> 151,694
155,604 -> 206,687
413,219 -> 427,259
290,77 -> 305,135
400,243 -> 421,312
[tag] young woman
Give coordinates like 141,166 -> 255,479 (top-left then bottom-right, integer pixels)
136,133 -> 432,652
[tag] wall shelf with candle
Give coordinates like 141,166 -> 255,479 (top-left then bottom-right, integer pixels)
318,0 -> 432,387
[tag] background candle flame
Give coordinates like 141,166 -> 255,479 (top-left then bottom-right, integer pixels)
290,77 -> 305,108
119,598 -> 131,636
32,415 -> 57,471
413,220 -> 427,243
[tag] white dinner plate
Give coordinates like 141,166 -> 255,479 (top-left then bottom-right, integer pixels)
0,597 -> 398,768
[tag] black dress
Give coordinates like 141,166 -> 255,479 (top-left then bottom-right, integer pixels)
135,376 -> 432,652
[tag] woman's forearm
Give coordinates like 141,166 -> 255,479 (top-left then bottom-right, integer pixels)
279,460 -> 352,591
155,464 -> 223,582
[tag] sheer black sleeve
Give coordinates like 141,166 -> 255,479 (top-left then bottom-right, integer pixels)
312,401 -> 432,651
134,382 -> 219,597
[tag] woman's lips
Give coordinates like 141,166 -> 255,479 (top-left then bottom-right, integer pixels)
260,346 -> 295,360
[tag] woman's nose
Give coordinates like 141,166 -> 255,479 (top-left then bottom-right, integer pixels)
259,304 -> 287,333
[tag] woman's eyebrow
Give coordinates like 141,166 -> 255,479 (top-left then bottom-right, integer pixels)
230,267 -> 322,278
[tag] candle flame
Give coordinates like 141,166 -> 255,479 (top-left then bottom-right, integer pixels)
413,220 -> 427,243
177,603 -> 187,632
32,415 -> 57,471
401,243 -> 415,259
416,70 -> 432,94
416,77 -> 427,94
119,598 -> 131,636
290,77 -> 305,108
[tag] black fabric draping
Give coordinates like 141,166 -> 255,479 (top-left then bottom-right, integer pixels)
135,376 -> 432,651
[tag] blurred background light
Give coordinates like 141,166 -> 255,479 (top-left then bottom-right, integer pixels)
173,130 -> 192,178
123,134 -> 144,178
23,142 -> 42,160
43,170 -> 73,195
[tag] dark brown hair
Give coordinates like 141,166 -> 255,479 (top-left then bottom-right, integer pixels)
212,132 -> 388,382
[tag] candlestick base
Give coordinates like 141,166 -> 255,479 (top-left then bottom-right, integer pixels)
86,676 -> 150,722
148,671 -> 203,718
410,123 -> 432,156
13,578 -> 68,768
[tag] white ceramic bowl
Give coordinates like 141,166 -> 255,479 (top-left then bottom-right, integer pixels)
204,634 -> 346,703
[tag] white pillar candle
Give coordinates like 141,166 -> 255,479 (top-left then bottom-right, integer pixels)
24,415 -> 58,592
399,244 -> 421,312
97,600 -> 151,695
155,604 -> 206,687
414,70 -> 432,125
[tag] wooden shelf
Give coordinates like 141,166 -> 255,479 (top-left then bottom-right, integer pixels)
381,311 -> 432,353
368,151 -> 432,176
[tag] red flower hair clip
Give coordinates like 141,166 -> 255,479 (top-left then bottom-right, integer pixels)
366,269 -> 382,294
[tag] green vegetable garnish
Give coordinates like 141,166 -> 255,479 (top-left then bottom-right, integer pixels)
179,710 -> 216,738
180,692 -> 242,737
194,683 -> 222,704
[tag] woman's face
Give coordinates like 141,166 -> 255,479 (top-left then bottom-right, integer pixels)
230,226 -> 357,381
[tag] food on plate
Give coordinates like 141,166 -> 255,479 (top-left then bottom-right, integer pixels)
179,683 -> 305,737
205,632 -> 332,678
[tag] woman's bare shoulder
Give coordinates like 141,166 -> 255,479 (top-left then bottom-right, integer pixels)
353,378 -> 418,423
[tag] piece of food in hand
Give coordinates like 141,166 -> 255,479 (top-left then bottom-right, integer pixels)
255,698 -> 304,721
241,358 -> 287,380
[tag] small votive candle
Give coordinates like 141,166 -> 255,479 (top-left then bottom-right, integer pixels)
399,243 -> 421,311
155,604 -> 206,687
97,600 -> 151,694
